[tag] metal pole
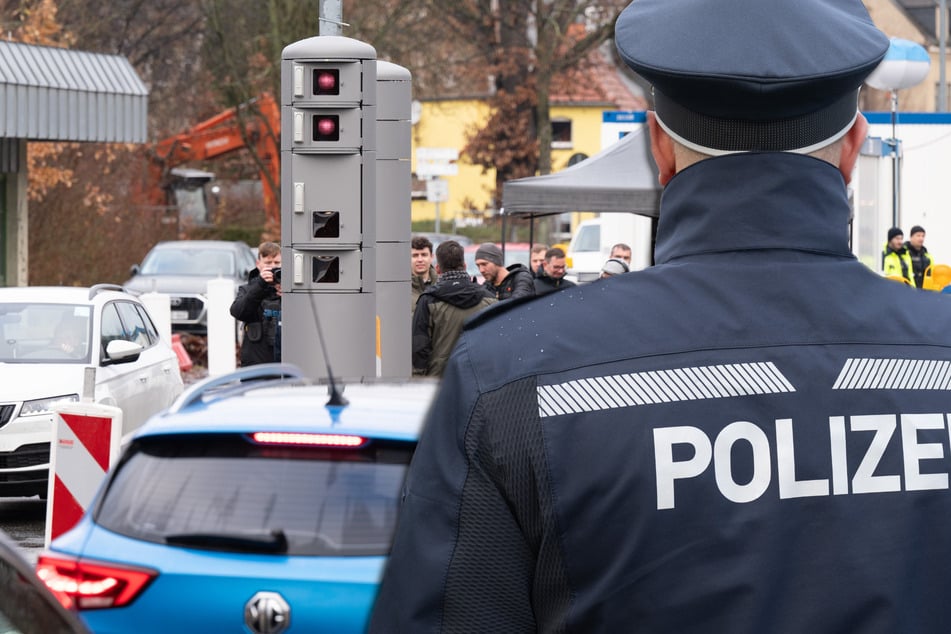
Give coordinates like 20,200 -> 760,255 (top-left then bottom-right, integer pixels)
891,91 -> 900,228
941,0 -> 948,112
319,0 -> 344,36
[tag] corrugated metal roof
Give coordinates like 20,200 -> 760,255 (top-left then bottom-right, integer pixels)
0,40 -> 148,143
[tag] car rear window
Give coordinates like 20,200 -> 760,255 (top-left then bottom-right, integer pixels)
93,434 -> 414,556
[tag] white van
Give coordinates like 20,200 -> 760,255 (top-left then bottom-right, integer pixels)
565,214 -> 653,283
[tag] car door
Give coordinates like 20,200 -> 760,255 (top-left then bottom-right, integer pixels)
97,301 -> 177,433
114,301 -> 181,426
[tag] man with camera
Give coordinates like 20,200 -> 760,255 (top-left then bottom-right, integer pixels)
230,241 -> 282,365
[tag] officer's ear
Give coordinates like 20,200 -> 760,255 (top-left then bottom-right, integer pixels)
647,112 -> 676,186
837,113 -> 868,185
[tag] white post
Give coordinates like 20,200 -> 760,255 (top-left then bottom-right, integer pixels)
206,278 -> 236,376
140,292 -> 172,346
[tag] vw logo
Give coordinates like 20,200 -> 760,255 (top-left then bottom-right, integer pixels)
244,591 -> 290,634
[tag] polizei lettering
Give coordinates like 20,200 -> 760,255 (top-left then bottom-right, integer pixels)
653,414 -> 950,510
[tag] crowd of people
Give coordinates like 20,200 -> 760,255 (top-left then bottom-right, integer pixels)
409,235 -> 638,377
227,234 -> 634,374
232,224 -> 939,378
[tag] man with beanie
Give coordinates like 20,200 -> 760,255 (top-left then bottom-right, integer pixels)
600,256 -> 630,280
905,225 -> 933,288
882,226 -> 913,285
372,1 -> 951,631
474,242 -> 535,301
412,241 -> 496,377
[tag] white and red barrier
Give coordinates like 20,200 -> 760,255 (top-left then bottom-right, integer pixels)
44,402 -> 123,546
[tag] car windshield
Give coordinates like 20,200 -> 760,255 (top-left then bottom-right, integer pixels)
94,434 -> 415,557
572,224 -> 601,252
140,248 -> 236,276
0,303 -> 92,363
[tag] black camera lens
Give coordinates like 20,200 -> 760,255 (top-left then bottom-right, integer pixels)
272,267 -> 282,283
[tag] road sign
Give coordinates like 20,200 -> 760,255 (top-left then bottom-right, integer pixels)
416,147 -> 459,178
426,178 -> 449,202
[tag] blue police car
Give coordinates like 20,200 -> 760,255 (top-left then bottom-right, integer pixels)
36,364 -> 436,633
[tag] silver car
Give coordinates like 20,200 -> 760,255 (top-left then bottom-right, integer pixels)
123,240 -> 256,334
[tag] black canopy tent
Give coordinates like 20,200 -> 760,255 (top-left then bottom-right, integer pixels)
499,125 -> 662,253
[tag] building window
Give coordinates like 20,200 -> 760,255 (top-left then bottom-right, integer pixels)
552,119 -> 573,149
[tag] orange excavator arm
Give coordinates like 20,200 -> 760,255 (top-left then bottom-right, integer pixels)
150,93 -> 281,236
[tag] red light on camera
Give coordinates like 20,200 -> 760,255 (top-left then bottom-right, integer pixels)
313,69 -> 340,95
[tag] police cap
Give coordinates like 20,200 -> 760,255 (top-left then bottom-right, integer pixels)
615,0 -> 889,155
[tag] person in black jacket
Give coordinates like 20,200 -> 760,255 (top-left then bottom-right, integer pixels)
412,241 -> 496,377
370,2 -> 951,632
474,242 -> 535,301
230,241 -> 281,366
905,225 -> 933,288
533,247 -> 576,295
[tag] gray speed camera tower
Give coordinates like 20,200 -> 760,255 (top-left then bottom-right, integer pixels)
281,36 -> 411,380
375,60 -> 412,378
281,36 -> 377,380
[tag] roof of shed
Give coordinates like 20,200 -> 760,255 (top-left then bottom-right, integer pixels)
0,40 -> 148,143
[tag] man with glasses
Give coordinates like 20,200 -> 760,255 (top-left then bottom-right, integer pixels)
532,247 -> 575,296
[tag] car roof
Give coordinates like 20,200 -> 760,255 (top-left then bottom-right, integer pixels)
413,232 -> 473,248
0,285 -> 133,304
151,240 -> 250,251
136,365 -> 438,442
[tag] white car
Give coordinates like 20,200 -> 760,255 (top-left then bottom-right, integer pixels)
0,285 -> 184,498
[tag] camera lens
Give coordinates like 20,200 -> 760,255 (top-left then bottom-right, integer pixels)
272,267 -> 282,283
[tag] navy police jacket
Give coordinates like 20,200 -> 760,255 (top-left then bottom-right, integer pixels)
371,153 -> 951,633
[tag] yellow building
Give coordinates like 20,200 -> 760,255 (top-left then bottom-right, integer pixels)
410,48 -> 646,229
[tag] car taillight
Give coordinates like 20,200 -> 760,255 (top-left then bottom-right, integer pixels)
251,431 -> 367,447
36,554 -> 157,610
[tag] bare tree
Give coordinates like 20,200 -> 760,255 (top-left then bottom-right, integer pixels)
419,0 -> 627,205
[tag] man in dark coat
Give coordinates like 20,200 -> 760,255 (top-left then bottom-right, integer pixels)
229,241 -> 281,366
905,225 -> 933,288
533,246 -> 577,295
371,1 -> 951,632
412,241 -> 496,377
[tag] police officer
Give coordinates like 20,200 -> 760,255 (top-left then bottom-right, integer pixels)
882,226 -> 913,284
371,1 -> 951,631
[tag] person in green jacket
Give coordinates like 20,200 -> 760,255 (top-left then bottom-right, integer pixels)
882,227 -> 913,285
412,241 -> 496,377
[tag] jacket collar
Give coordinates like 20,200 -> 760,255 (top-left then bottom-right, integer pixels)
654,153 -> 854,264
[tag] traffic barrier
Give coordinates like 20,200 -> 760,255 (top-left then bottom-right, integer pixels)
45,402 -> 123,546
207,278 -> 236,377
172,333 -> 193,372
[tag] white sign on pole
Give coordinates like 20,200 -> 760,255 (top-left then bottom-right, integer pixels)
426,178 -> 449,203
416,147 -> 459,178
